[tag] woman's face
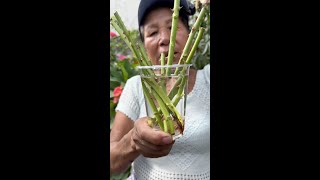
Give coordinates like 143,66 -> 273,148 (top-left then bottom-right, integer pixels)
143,7 -> 189,65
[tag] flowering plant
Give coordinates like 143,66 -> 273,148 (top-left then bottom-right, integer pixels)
109,30 -> 139,130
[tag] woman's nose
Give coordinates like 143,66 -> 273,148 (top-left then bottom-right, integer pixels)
158,29 -> 170,46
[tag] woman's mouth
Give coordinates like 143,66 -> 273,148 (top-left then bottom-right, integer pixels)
158,52 -> 180,64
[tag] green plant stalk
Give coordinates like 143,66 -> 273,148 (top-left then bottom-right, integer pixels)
140,73 -> 168,115
166,0 -> 181,76
138,41 -> 152,66
150,88 -> 174,134
171,75 -> 187,106
111,17 -> 142,64
111,18 -> 154,80
114,12 -> 154,72
151,90 -> 170,119
167,74 -> 183,100
160,53 -> 165,74
168,5 -> 209,99
111,11 -> 181,133
168,27 -> 206,100
143,78 -> 175,134
163,119 -> 168,133
112,14 -> 165,116
185,27 -> 205,64
144,77 -> 183,127
110,18 -> 135,57
135,43 -> 149,67
112,11 -> 181,101
141,81 -> 164,130
163,117 -> 175,135
111,15 -> 145,67
114,12 -> 131,42
167,117 -> 175,135
159,53 -> 166,93
110,8 -> 209,134
174,5 -> 208,75
111,14 -> 155,77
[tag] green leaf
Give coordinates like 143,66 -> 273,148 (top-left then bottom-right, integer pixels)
110,67 -> 124,81
110,90 -> 114,98
120,65 -> 129,82
202,43 -> 210,55
110,81 -> 120,90
110,77 -> 122,83
110,77 -> 121,89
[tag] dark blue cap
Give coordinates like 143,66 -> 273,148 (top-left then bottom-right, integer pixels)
138,0 -> 196,27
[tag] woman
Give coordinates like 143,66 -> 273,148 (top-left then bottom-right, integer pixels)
110,0 -> 210,179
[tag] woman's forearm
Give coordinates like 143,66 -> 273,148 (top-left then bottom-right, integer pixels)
110,129 -> 140,175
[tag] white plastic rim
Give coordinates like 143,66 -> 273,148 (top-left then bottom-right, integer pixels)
137,64 -> 192,70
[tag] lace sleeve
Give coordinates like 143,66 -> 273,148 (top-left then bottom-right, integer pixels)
115,75 -> 141,121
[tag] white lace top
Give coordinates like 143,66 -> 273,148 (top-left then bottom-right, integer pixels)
116,64 -> 211,180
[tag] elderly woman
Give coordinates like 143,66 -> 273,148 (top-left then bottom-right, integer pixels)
110,0 -> 210,179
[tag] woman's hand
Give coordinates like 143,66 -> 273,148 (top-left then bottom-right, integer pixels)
110,113 -> 174,174
131,117 -> 174,158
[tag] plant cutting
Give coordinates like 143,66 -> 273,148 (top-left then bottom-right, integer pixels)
110,0 -> 209,138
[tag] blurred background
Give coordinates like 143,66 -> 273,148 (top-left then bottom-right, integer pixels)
110,0 -> 140,30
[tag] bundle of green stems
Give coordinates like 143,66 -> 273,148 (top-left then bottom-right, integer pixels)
110,0 -> 209,135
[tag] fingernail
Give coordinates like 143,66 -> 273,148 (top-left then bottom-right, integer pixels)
162,136 -> 172,144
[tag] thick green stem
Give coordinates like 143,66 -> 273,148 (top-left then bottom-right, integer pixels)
160,53 -> 166,74
144,78 -> 183,127
168,71 -> 184,100
111,16 -> 142,63
163,119 -> 168,133
144,78 -> 176,134
114,12 -> 131,42
174,5 -> 208,74
145,79 -> 176,135
141,81 -> 164,130
160,53 -> 166,93
110,18 -> 135,57
168,28 -> 205,100
185,27 -> 205,64
112,13 -> 152,70
111,13 -> 156,80
165,116 -> 175,135
171,75 -> 187,106
166,0 -> 181,75
150,87 -> 171,121
138,41 -> 152,66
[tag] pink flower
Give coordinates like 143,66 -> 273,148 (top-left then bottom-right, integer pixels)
110,31 -> 117,38
116,54 -> 127,61
113,86 -> 123,103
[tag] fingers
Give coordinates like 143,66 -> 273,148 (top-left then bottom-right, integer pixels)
134,138 -> 174,158
132,117 -> 175,158
135,117 -> 173,146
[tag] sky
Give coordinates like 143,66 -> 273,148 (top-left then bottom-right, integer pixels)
110,0 -> 141,30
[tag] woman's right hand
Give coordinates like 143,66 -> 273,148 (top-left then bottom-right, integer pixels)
131,117 -> 174,158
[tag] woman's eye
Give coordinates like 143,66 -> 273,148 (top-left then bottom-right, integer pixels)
149,31 -> 157,36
